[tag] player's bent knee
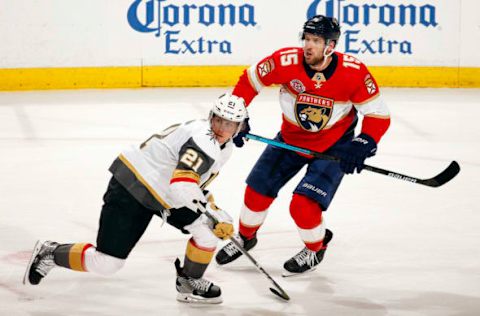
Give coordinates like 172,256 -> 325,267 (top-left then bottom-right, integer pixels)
184,215 -> 218,249
289,194 -> 323,229
84,248 -> 126,275
245,185 -> 274,211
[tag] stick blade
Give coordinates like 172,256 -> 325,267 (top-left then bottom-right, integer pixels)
270,287 -> 290,301
422,161 -> 460,187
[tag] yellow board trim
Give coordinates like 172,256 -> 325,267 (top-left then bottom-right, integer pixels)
369,66 -> 480,88
0,66 -> 141,91
69,243 -> 89,272
143,65 -> 246,87
0,65 -> 479,91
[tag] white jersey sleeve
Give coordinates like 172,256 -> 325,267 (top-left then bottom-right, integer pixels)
109,119 -> 233,211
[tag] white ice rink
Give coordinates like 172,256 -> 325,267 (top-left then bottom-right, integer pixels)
0,87 -> 479,315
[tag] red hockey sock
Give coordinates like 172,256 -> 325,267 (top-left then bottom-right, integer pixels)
239,186 -> 274,239
290,194 -> 325,252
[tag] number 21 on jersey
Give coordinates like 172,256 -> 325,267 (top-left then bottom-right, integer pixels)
180,148 -> 204,172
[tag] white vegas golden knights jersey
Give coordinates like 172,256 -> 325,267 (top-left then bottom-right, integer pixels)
109,119 -> 233,211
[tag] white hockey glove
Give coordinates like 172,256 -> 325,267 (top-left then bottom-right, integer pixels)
204,202 -> 234,240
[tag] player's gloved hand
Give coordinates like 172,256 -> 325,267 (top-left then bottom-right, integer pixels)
205,203 -> 234,240
232,118 -> 250,148
202,189 -> 214,204
332,133 -> 377,174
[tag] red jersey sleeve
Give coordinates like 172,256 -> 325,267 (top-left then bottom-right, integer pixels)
346,57 -> 391,143
233,47 -> 302,106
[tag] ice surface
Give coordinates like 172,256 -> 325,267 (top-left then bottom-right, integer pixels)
0,87 -> 479,315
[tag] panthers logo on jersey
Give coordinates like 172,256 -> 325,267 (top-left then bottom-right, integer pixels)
294,93 -> 333,132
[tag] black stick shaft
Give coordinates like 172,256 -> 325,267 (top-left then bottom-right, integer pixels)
197,203 -> 290,301
246,133 -> 459,187
228,236 -> 290,300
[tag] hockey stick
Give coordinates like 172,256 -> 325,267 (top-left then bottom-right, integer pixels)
153,204 -> 290,301
195,202 -> 290,301
246,133 -> 460,188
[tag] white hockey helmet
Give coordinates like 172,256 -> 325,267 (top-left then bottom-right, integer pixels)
209,93 -> 248,138
211,93 -> 248,123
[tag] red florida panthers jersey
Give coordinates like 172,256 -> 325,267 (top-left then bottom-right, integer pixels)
232,47 -> 391,152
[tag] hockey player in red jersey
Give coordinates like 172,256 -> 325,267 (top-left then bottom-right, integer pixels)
24,93 -> 248,304
216,15 -> 391,275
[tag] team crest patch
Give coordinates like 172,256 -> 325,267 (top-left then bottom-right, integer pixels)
289,79 -> 306,93
295,93 -> 334,132
257,58 -> 275,77
364,74 -> 377,95
312,72 -> 326,89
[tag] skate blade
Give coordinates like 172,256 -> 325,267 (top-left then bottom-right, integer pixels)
282,266 -> 317,278
23,240 -> 42,285
176,293 -> 223,304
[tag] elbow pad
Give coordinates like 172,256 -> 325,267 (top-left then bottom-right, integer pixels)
168,181 -> 206,211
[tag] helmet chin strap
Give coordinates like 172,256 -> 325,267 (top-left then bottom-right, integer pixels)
321,40 -> 335,69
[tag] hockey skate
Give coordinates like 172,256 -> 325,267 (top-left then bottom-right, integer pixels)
23,240 -> 59,285
282,229 -> 333,277
215,233 -> 257,265
174,259 -> 222,304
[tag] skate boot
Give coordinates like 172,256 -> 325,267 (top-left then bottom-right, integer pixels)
23,240 -> 59,285
174,259 -> 222,304
215,233 -> 258,265
283,229 -> 333,276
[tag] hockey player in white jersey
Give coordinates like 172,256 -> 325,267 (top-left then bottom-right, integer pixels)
24,93 -> 248,304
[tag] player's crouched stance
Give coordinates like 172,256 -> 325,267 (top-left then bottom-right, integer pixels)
24,93 -> 249,304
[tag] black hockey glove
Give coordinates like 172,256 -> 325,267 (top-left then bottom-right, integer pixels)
232,118 -> 250,148
332,133 -> 377,174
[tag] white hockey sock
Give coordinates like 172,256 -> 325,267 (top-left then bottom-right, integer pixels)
83,247 -> 126,275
